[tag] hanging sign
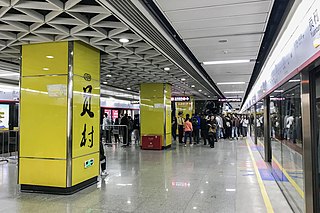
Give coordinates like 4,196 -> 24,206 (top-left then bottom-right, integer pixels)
171,96 -> 190,102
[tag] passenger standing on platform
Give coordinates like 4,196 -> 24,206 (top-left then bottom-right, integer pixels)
238,115 -> 243,137
107,114 -> 113,143
242,116 -> 249,137
231,114 -> 239,140
191,113 -> 200,145
215,114 -> 223,140
128,116 -> 134,145
172,115 -> 177,141
177,111 -> 185,144
120,114 -> 129,145
184,114 -> 193,147
113,118 -> 121,143
133,114 -> 140,144
200,114 -> 208,145
102,113 -> 107,144
100,140 -> 108,176
208,115 -> 217,148
225,115 -> 232,139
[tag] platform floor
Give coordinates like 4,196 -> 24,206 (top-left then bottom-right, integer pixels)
0,139 -> 293,213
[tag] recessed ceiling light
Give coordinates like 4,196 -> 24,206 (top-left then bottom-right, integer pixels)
203,60 -> 251,65
43,68 -> 49,71
217,82 -> 246,85
127,87 -> 131,90
198,90 -> 202,92
181,78 -> 186,81
102,82 -> 108,84
191,85 -> 195,88
46,55 -> 54,59
224,91 -> 244,94
119,38 -> 129,43
219,39 -> 228,43
208,96 -> 210,98
106,74 -> 112,77
164,67 -> 170,71
204,93 -> 207,95
274,90 -> 284,93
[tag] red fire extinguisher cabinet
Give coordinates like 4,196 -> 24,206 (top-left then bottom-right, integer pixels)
141,135 -> 162,150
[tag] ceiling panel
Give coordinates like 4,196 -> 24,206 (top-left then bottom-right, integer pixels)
210,74 -> 251,82
164,1 -> 272,22
179,23 -> 265,39
194,52 -> 258,62
156,0 -> 271,12
172,13 -> 268,31
184,34 -> 263,48
217,84 -> 248,91
204,63 -> 255,74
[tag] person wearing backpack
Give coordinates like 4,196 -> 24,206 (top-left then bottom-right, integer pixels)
191,113 -> 200,145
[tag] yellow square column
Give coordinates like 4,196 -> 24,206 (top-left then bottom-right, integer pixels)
140,83 -> 171,148
19,41 -> 100,194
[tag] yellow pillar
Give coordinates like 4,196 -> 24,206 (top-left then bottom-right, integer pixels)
19,41 -> 100,194
140,83 -> 172,148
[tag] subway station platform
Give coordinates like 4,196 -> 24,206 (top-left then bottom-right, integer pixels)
0,139 -> 292,213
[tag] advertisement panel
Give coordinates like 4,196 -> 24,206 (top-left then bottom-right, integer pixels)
0,104 -> 9,129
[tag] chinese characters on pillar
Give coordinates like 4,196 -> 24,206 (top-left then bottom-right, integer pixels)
80,73 -> 95,148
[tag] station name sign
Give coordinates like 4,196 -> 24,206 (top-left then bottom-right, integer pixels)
218,98 -> 242,102
171,96 -> 190,102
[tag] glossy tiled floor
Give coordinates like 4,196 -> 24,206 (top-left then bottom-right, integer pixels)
0,139 -> 292,213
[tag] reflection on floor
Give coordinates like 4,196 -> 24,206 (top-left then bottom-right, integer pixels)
0,139 -> 292,213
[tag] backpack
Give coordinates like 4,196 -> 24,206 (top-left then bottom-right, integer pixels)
192,117 -> 199,127
226,121 -> 231,127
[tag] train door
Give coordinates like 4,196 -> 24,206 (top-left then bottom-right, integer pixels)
311,70 -> 320,212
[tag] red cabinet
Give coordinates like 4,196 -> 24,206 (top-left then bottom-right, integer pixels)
141,135 -> 162,150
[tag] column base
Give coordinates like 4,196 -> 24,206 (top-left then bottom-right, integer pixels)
20,176 -> 98,195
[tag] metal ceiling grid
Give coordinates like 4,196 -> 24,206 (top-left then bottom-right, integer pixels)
0,0 -> 211,98
154,0 -> 274,98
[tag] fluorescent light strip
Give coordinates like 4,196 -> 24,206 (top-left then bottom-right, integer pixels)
224,91 -> 244,94
203,59 -> 250,65
288,79 -> 300,83
0,73 -> 19,77
217,82 -> 245,85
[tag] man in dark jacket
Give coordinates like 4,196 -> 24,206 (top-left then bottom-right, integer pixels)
120,114 -> 129,145
192,113 -> 201,144
200,114 -> 208,145
133,114 -> 140,144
